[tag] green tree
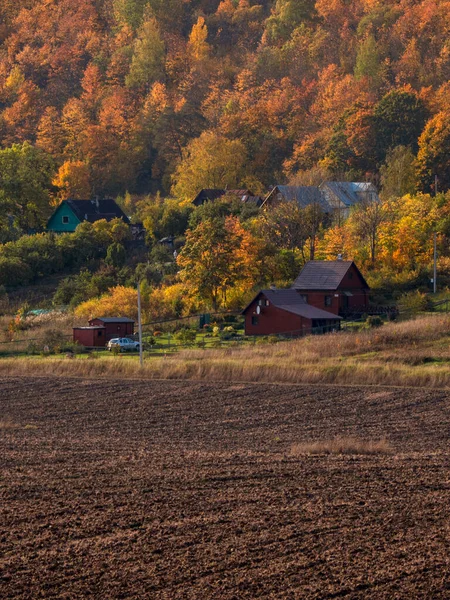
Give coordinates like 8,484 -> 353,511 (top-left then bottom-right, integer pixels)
113,0 -> 148,29
354,35 -> 382,86
177,216 -> 247,310
125,17 -> 165,90
373,90 -> 428,164
105,242 -> 127,268
380,145 -> 417,198
264,0 -> 316,44
0,143 -> 55,233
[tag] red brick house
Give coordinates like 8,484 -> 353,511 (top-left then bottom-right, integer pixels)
73,317 -> 135,348
291,260 -> 369,316
242,289 -> 341,336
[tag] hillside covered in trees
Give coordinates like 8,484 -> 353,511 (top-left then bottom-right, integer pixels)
0,0 -> 449,216
0,0 -> 450,320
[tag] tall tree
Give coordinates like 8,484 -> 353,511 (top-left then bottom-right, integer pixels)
0,143 -> 55,232
171,131 -> 248,201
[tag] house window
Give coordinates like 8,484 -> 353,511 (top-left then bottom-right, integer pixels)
252,316 -> 259,326
258,299 -> 264,306
62,216 -> 69,224
299,294 -> 308,303
265,300 -> 270,306
348,272 -> 353,279
324,295 -> 332,307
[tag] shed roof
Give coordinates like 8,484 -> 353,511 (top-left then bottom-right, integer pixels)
64,199 -> 130,224
320,182 -> 379,207
292,260 -> 369,291
243,289 -> 342,320
264,185 -> 331,211
91,317 -> 135,323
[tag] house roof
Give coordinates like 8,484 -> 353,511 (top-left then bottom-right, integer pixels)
263,185 -> 331,211
320,182 -> 379,207
64,199 -> 130,224
243,289 -> 342,320
91,317 -> 135,323
292,260 -> 369,291
192,189 -> 254,206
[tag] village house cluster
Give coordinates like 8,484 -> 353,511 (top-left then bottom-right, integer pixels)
57,182 -> 378,345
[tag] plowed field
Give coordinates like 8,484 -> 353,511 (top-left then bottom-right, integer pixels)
2,377 -> 450,598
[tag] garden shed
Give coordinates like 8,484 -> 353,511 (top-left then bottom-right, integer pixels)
72,326 -> 106,348
88,317 -> 135,341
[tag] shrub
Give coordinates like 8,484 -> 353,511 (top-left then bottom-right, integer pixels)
174,328 -> 197,345
365,315 -> 383,328
398,290 -> 433,314
41,329 -> 70,354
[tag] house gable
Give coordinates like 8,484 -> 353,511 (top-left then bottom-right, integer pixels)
292,261 -> 369,291
47,202 -> 81,233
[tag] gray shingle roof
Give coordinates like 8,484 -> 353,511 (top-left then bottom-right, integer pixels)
320,182 -> 379,207
267,185 -> 331,211
192,189 -> 254,206
92,317 -> 135,323
243,289 -> 342,320
292,260 -> 368,291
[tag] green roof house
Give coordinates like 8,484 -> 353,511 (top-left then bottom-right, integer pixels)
47,198 -> 130,233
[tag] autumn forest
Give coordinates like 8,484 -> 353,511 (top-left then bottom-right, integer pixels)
0,0 -> 450,319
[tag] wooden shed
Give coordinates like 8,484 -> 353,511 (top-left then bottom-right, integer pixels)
73,326 -> 107,348
242,289 -> 341,336
88,317 -> 135,341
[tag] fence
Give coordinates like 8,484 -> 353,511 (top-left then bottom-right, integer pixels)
1,301 -> 448,357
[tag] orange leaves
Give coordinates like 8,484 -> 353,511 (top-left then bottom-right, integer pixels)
53,161 -> 91,201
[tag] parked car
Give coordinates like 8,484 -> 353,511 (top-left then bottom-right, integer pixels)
107,337 -> 140,352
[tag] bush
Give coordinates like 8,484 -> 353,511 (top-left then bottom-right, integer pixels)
174,328 -> 197,345
398,290 -> 433,314
41,329 -> 70,354
365,315 -> 383,328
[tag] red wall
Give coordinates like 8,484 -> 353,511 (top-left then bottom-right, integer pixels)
73,328 -> 106,347
89,319 -> 134,340
297,264 -> 369,314
244,297 -> 310,336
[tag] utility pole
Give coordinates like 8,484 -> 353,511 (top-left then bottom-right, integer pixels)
433,232 -> 437,295
137,282 -> 144,367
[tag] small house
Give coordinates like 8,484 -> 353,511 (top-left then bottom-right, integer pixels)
47,198 -> 130,233
291,260 -> 370,316
261,185 -> 331,212
319,182 -> 379,220
72,326 -> 107,348
73,317 -> 135,348
242,289 -> 341,336
192,189 -> 262,207
88,317 -> 134,341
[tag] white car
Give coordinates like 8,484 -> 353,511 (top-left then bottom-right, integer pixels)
107,337 -> 140,352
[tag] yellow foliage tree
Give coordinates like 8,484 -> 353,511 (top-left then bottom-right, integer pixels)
188,16 -> 210,62
53,160 -> 91,200
75,286 -> 138,320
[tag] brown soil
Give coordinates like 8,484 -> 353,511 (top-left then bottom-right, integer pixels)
1,377 -> 450,599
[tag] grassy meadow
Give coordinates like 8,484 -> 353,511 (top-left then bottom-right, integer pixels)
1,314 -> 450,388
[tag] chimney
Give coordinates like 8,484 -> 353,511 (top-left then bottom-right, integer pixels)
270,284 -> 277,291
337,254 -> 343,261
